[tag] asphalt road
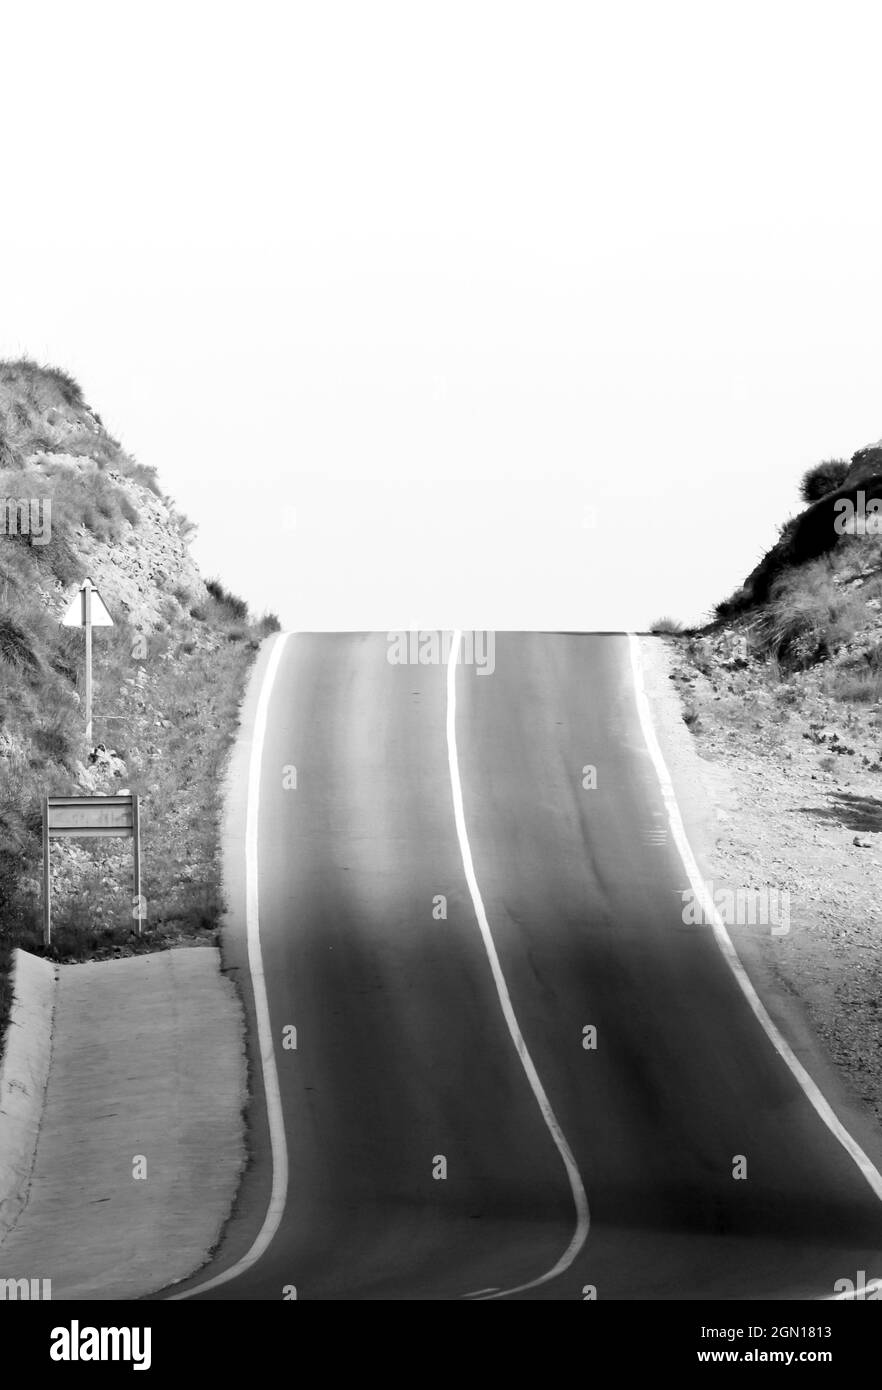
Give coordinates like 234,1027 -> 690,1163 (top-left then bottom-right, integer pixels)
177,632 -> 882,1300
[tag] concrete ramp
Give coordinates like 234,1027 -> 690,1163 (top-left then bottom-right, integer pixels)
0,947 -> 246,1300
0,951 -> 57,1244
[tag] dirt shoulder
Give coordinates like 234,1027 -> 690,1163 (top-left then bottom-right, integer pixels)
641,631 -> 882,1133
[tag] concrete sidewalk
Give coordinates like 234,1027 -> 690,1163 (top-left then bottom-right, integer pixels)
0,946 -> 246,1299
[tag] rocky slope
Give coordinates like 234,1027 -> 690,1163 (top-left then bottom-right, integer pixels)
656,441 -> 882,1121
0,359 -> 277,1044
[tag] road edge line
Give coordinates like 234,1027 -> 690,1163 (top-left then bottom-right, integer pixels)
168,630 -> 292,1299
628,631 -> 882,1215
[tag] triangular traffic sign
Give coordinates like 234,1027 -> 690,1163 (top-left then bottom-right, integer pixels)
61,580 -> 115,627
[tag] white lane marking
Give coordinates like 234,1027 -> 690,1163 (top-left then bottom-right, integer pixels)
169,631 -> 292,1299
629,632 -> 882,1211
446,630 -> 590,1300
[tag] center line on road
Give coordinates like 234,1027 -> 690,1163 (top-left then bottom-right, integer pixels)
446,630 -> 590,1300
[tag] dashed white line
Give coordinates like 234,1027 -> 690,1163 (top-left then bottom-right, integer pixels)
446,629 -> 590,1300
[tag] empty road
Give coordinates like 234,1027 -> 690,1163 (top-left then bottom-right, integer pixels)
169,632 -> 882,1300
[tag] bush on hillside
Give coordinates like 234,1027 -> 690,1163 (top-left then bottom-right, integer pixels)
799,459 -> 850,504
756,559 -> 864,668
0,616 -> 39,672
206,578 -> 248,622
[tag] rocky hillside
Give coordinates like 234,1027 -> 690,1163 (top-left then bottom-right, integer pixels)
653,439 -> 882,1122
717,440 -> 882,617
0,359 -> 278,1041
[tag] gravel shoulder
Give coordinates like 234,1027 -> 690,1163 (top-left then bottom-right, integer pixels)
640,632 -> 882,1135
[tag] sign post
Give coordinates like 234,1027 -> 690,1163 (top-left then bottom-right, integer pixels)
42,796 -> 50,947
132,794 -> 142,936
84,580 -> 92,743
61,578 -> 114,744
42,793 -> 143,945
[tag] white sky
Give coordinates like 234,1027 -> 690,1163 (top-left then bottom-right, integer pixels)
2,1 -> 881,631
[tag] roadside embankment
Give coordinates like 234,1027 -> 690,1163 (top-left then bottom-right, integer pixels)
640,632 -> 882,1150
0,945 -> 246,1299
0,950 -> 57,1244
